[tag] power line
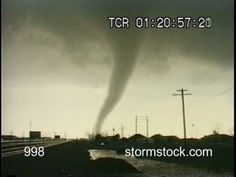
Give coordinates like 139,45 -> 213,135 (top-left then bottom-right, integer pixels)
216,87 -> 233,96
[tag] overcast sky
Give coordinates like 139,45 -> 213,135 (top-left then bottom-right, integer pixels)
2,0 -> 234,138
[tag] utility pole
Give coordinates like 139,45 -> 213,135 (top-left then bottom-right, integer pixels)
121,125 -> 124,138
192,123 -> 194,138
173,88 -> 191,147
64,132 -> 67,139
29,121 -> 32,132
29,121 -> 32,140
135,116 -> 149,137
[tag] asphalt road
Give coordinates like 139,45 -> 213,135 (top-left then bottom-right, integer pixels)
2,139 -> 69,157
2,140 -> 233,177
1,140 -> 142,177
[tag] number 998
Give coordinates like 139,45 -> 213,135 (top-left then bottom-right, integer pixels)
24,146 -> 44,157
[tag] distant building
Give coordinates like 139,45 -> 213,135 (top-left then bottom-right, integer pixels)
54,135 -> 60,139
29,131 -> 41,139
2,135 -> 19,140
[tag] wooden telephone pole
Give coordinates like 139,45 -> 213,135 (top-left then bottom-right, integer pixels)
173,88 -> 191,147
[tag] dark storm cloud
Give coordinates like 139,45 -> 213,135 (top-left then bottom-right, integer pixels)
3,0 -> 233,67
2,0 -> 233,132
